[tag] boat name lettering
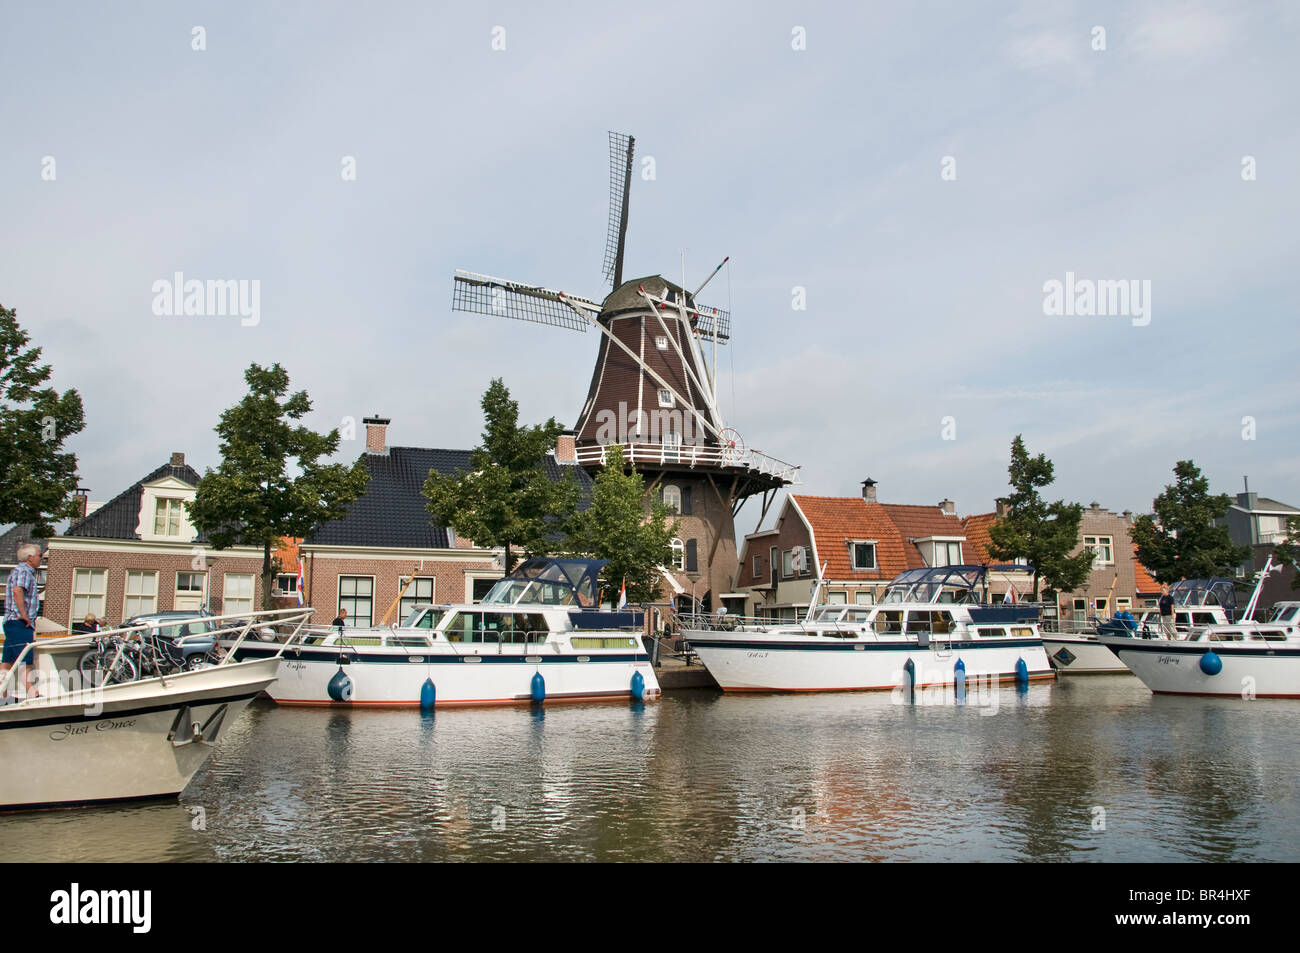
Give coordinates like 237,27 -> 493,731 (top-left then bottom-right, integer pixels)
48,718 -> 135,741
285,661 -> 307,671
746,651 -> 769,659
1157,655 -> 1181,666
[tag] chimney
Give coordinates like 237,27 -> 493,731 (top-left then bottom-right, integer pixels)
939,499 -> 956,516
170,452 -> 185,467
1122,509 -> 1133,524
1237,476 -> 1257,512
363,415 -> 391,455
861,478 -> 877,503
995,497 -> 1011,519
71,487 -> 90,520
555,430 -> 577,464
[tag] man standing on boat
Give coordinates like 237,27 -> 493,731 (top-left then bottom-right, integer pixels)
2,543 -> 42,698
1158,583 -> 1176,638
332,607 -> 348,631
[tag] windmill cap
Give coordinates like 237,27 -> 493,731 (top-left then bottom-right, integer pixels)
601,275 -> 689,315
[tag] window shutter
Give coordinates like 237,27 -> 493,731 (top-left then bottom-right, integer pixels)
685,539 -> 698,573
681,486 -> 692,515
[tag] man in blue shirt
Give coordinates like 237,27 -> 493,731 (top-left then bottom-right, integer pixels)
2,543 -> 42,697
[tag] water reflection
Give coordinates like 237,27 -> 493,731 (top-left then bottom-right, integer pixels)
3,682 -> 1297,863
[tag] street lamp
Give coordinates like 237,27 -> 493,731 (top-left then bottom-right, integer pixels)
686,572 -> 701,617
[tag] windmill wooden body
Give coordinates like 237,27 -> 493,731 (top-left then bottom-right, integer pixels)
452,133 -> 798,611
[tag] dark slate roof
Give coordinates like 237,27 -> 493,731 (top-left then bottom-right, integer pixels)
64,462 -> 203,540
0,524 -> 49,565
304,447 -> 592,549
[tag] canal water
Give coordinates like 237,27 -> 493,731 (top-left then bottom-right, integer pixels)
5,678 -> 1298,862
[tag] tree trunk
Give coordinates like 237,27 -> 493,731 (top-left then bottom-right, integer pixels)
1032,571 -> 1041,602
262,540 -> 274,611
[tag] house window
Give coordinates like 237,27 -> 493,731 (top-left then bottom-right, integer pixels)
1116,597 -> 1131,610
337,575 -> 373,627
1094,598 -> 1108,613
71,568 -> 107,623
154,498 -> 185,536
671,539 -> 685,571
855,591 -> 874,605
655,335 -> 669,350
123,571 -> 158,618
851,542 -> 877,570
177,571 -> 206,595
1084,535 -> 1113,568
657,389 -> 674,408
752,554 -> 762,577
223,573 -> 256,616
273,573 -> 298,595
662,485 -> 682,514
827,591 -> 847,605
930,541 -> 962,567
1072,598 -> 1087,611
398,576 -> 435,621
782,550 -> 794,578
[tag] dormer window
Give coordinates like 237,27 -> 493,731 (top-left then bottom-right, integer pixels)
850,541 -> 877,570
154,498 -> 184,536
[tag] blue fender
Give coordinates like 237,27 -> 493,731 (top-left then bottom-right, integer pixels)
420,677 -> 436,710
1199,651 -> 1223,676
954,658 -> 966,701
903,658 -> 915,698
1015,658 -> 1029,684
327,668 -> 353,703
531,671 -> 546,703
631,670 -> 646,701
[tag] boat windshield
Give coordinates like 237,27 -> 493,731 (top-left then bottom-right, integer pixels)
480,558 -> 607,607
880,566 -> 985,604
1171,578 -> 1238,610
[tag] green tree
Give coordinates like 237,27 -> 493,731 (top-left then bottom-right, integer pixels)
189,363 -> 369,609
0,303 -> 86,536
1272,516 -> 1300,591
564,445 -> 677,604
1131,460 -> 1250,583
986,435 -> 1093,600
424,379 -> 578,572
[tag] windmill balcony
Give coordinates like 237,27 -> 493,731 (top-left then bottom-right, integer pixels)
574,441 -> 800,483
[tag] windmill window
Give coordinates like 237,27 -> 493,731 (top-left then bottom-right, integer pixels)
662,485 -> 682,514
671,538 -> 685,571
655,335 -> 669,350
658,389 -> 674,408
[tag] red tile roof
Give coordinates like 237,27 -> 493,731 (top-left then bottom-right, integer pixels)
1133,544 -> 1161,593
961,513 -> 998,564
789,496 -> 967,580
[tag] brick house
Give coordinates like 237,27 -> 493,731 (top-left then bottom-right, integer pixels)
733,480 -> 970,620
296,417 -> 595,626
44,454 -> 266,627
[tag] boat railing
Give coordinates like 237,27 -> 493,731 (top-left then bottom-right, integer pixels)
0,607 -> 315,699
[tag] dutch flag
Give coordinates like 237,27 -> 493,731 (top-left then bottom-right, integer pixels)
296,557 -> 306,607
618,579 -> 628,610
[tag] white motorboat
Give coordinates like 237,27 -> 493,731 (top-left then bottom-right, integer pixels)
226,558 -> 661,707
682,566 -> 1054,693
1042,577 -> 1237,675
1097,603 -> 1300,697
0,607 -> 311,811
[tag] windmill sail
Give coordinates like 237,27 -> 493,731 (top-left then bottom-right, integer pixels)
602,132 -> 636,288
451,270 -> 599,332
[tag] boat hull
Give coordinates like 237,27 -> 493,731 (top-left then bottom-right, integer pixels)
232,643 -> 660,706
0,658 -> 279,810
1098,636 -> 1300,697
686,634 -> 1053,693
1042,634 -> 1131,674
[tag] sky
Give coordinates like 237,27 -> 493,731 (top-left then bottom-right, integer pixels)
3,0 -> 1298,537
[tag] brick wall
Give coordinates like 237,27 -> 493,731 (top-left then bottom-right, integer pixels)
300,553 -> 500,625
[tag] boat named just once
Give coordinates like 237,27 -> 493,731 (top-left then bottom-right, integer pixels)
682,566 -> 1053,693
228,558 -> 660,707
0,608 -> 311,811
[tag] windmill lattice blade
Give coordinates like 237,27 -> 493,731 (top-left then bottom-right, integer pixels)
452,271 -> 596,333
602,132 -> 635,287
693,304 -> 731,343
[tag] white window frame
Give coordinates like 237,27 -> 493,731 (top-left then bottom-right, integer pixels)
337,574 -> 374,627
153,497 -> 185,537
398,575 -> 436,620
122,570 -> 159,618
752,554 -> 762,578
782,550 -> 794,578
657,389 -> 674,409
855,591 -> 874,605
671,538 -> 685,571
71,568 -> 107,625
849,540 -> 877,571
1084,535 -> 1114,568
655,334 -> 669,350
662,485 -> 682,514
223,573 -> 256,617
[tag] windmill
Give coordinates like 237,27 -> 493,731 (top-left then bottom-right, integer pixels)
451,132 -> 799,612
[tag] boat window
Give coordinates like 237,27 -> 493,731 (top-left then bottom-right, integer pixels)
844,609 -> 871,624
386,635 -> 432,648
904,611 -> 954,634
1175,612 -> 1190,626
1009,626 -> 1035,639
875,610 -> 904,634
1192,612 -> 1217,625
1256,630 -> 1287,642
976,627 -> 1007,638
1208,631 -> 1243,641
